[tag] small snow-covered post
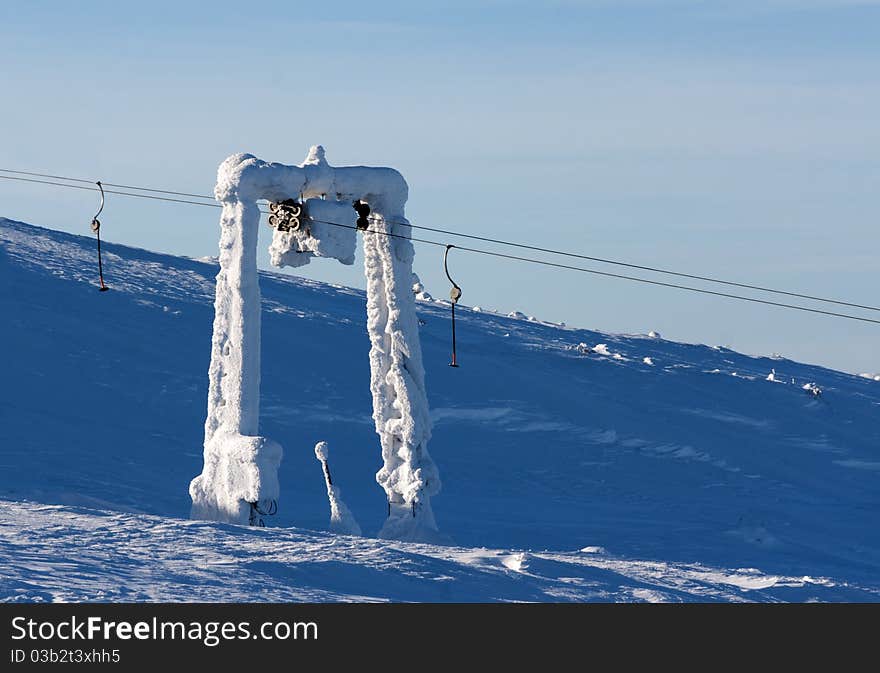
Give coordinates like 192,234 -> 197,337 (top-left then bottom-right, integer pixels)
190,147 -> 441,540
314,441 -> 362,536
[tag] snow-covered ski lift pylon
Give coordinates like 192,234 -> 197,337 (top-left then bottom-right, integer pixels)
189,146 -> 442,542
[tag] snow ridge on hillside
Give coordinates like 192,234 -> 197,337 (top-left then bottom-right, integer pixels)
1,217 -> 878,602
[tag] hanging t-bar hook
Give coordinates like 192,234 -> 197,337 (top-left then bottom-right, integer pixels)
90,181 -> 109,292
444,244 -> 461,367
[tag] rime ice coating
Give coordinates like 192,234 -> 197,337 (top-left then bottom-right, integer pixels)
269,198 -> 358,269
191,147 -> 441,540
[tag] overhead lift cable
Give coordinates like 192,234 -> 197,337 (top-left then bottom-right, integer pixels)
368,215 -> 880,314
308,216 -> 880,327
2,170 -> 879,326
3,167 -> 878,314
0,174 -> 223,209
0,168 -> 216,201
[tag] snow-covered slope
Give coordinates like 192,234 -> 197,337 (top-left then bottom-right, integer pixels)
1,217 -> 878,602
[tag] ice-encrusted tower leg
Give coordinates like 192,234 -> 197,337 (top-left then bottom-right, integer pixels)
189,180 -> 282,525
364,215 -> 441,542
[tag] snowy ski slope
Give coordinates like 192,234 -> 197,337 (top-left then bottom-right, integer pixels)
1,217 -> 878,602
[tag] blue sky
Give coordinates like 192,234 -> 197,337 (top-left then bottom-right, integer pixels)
1,1 -> 878,372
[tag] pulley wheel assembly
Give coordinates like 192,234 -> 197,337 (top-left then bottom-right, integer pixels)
267,199 -> 303,232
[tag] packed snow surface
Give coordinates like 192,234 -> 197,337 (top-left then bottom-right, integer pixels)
1,218 -> 879,602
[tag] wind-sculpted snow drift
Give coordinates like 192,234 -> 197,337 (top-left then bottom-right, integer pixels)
1,217 -> 879,602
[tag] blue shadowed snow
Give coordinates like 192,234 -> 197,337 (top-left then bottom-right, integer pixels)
1,217 -> 878,602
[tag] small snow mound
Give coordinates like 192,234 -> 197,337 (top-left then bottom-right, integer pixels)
303,144 -> 326,165
411,273 -> 433,301
501,552 -> 529,572
643,357 -> 654,366
631,588 -> 668,603
802,382 -> 822,398
648,331 -> 661,339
